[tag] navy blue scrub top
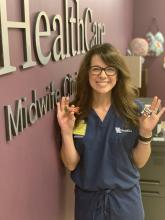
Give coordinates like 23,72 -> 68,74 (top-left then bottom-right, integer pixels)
71,105 -> 141,191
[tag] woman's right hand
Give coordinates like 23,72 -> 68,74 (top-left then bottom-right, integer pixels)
56,97 -> 76,134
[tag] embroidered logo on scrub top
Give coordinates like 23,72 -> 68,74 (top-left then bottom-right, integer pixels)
115,127 -> 132,133
73,120 -> 87,138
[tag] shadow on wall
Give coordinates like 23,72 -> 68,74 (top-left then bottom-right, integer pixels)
63,171 -> 75,220
54,109 -> 75,220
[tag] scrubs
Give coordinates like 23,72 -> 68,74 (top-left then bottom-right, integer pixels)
71,104 -> 144,220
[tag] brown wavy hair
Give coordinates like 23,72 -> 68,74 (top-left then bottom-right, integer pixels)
73,43 -> 140,127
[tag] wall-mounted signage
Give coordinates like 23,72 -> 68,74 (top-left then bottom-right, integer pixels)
4,73 -> 77,141
0,0 -> 105,75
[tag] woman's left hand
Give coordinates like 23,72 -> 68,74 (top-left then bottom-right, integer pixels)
139,96 -> 165,135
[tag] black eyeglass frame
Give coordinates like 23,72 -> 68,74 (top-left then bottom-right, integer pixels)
89,65 -> 117,76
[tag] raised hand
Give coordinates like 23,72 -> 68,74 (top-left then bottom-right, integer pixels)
56,97 -> 79,134
139,96 -> 165,135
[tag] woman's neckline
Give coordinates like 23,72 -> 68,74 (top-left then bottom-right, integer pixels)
92,104 -> 112,122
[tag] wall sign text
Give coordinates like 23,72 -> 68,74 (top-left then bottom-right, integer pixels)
0,0 -> 105,75
4,73 -> 77,141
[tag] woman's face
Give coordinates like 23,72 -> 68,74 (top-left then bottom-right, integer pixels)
88,55 -> 118,95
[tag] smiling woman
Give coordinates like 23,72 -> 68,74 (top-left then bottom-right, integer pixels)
88,55 -> 118,96
57,43 -> 165,220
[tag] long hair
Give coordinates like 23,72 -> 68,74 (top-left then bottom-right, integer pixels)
73,43 -> 140,127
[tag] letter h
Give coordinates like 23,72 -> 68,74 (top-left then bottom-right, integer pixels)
0,0 -> 36,76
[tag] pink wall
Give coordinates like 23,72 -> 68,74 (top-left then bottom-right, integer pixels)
133,0 -> 165,108
0,0 -> 133,220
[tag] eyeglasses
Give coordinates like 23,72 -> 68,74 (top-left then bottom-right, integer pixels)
89,65 -> 117,76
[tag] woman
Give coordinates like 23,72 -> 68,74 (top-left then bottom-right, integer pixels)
57,43 -> 165,220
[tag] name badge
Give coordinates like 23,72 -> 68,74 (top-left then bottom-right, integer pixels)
73,120 -> 87,136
